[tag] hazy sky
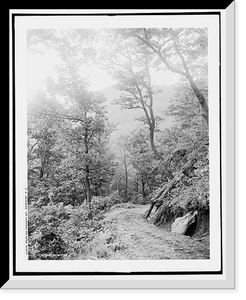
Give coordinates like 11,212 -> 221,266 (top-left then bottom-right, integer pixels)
27,49 -> 180,97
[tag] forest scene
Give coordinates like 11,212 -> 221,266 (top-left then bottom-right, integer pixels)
27,27 -> 210,260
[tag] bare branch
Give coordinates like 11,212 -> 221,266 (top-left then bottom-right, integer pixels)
105,122 -> 120,137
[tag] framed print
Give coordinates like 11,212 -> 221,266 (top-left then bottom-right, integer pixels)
6,2 -> 235,289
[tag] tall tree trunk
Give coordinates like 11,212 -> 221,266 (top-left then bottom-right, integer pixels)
188,76 -> 209,124
39,167 -> 44,179
149,125 -> 159,160
141,178 -> 146,199
144,54 -> 161,160
124,163 -> 128,201
84,120 -> 91,205
39,152 -> 46,179
145,54 -> 174,181
85,164 -> 91,204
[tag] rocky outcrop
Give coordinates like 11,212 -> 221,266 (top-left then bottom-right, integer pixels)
171,210 -> 198,236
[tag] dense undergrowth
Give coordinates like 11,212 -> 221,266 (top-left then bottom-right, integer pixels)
28,142 -> 210,260
28,193 -> 134,260
149,142 -> 209,237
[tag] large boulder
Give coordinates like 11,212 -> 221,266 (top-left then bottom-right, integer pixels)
171,210 -> 198,235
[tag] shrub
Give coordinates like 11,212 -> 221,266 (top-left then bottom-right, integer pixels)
28,201 -> 104,260
131,193 -> 148,205
109,191 -> 122,205
78,230 -> 117,260
30,226 -> 67,260
28,204 -> 69,260
90,193 -> 124,213
90,196 -> 112,213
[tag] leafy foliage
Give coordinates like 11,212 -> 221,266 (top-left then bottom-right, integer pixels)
147,83 -> 209,235
28,194 -> 122,260
27,27 -> 210,260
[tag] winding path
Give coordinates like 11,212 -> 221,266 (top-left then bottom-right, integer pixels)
102,205 -> 210,260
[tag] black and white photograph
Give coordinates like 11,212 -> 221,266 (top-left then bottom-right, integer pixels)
6,6 -> 236,289
26,25 -> 211,261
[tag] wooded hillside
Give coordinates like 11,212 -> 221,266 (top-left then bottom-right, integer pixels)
27,27 -> 209,260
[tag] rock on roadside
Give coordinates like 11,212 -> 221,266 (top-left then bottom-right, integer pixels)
171,210 -> 198,235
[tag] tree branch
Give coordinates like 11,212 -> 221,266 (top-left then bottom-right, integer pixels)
97,61 -> 131,72
129,31 -> 187,78
38,111 -> 85,123
28,139 -> 41,158
105,122 -> 120,137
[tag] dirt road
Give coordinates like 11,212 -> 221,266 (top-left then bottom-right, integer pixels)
99,205 -> 209,260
